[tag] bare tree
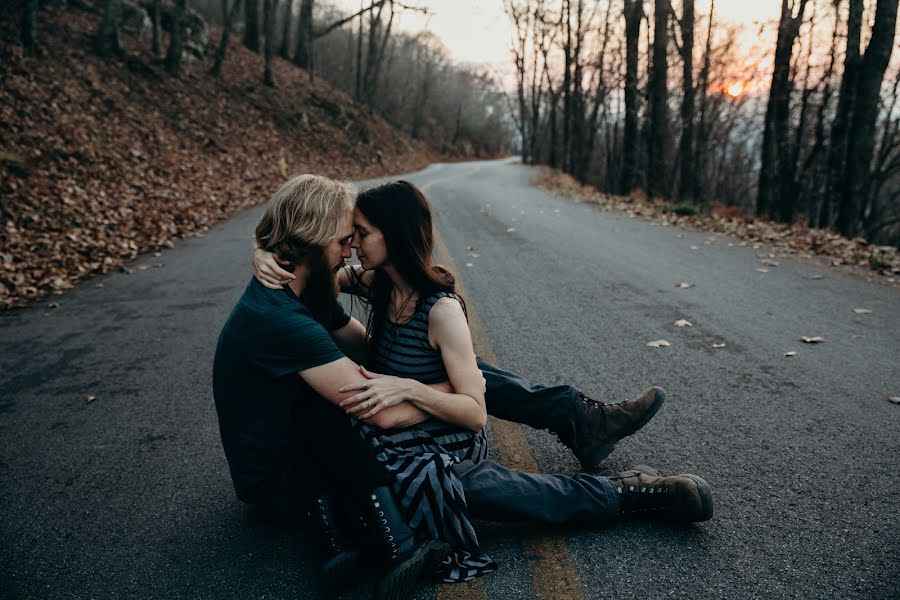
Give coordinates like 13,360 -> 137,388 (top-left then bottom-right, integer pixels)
647,0 -> 671,198
293,0 -> 313,69
678,0 -> 695,202
836,0 -> 899,237
756,0 -> 810,221
280,0 -> 293,60
244,0 -> 260,51
263,0 -> 276,85
621,0 -> 643,194
21,0 -> 39,53
95,0 -> 122,57
151,0 -> 163,56
211,0 -> 244,76
165,0 -> 187,75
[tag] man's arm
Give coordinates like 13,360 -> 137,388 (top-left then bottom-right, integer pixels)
330,317 -> 370,365
300,357 -> 429,429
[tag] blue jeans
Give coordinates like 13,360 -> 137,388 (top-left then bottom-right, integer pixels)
470,358 -> 621,525
480,357 -> 584,453
456,460 -> 620,526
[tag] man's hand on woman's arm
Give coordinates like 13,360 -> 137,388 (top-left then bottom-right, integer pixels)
299,357 -> 429,429
339,298 -> 487,432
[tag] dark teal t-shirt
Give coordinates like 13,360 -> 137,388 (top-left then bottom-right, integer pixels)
212,278 -> 351,503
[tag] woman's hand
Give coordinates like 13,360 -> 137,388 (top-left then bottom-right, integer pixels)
338,366 -> 421,420
253,247 -> 295,289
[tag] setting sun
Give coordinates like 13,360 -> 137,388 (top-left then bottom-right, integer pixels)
725,82 -> 746,98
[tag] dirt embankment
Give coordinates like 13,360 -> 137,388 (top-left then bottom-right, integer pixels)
1,6 -> 440,309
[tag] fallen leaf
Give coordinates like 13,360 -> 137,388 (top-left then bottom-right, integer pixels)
888,396 -> 900,405
800,336 -> 825,343
712,342 -> 726,348
646,340 -> 671,348
784,351 -> 797,357
676,282 -> 694,289
674,319 -> 693,327
86,395 -> 97,403
852,308 -> 872,315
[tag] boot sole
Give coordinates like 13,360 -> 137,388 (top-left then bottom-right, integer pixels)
681,474 -> 715,522
578,387 -> 666,470
374,539 -> 452,600
319,548 -> 362,597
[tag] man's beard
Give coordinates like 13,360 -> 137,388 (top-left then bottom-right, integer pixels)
301,254 -> 340,317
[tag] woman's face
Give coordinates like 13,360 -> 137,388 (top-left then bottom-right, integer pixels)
351,208 -> 389,270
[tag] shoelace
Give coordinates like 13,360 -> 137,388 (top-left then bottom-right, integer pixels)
577,392 -> 625,409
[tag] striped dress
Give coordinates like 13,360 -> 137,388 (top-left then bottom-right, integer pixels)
354,292 -> 497,582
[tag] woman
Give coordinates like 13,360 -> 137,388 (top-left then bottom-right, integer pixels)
257,180 -> 497,582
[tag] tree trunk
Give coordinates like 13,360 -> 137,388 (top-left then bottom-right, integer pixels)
837,0 -> 899,237
280,0 -> 292,60
621,0 -> 643,194
647,0 -> 671,198
263,0 -> 275,85
244,0 -> 260,51
757,0 -> 809,221
165,0 -> 187,75
95,0 -> 121,57
151,0 -> 162,56
823,0 -> 862,228
22,0 -> 39,53
678,0 -> 695,202
693,0 -> 714,204
293,0 -> 313,69
355,0 -> 364,100
561,0 -> 573,173
211,0 -> 243,76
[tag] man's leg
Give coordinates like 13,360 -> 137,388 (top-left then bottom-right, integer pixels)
456,459 -> 620,526
456,460 -> 714,525
289,396 -> 450,600
479,357 -> 665,471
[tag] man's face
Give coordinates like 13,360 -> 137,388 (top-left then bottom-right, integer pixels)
321,211 -> 354,272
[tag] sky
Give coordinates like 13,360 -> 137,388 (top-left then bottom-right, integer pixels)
332,0 -> 787,68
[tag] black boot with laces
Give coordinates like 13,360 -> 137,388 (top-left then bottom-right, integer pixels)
608,465 -> 714,522
571,387 -> 666,471
309,495 -> 362,596
366,486 -> 450,600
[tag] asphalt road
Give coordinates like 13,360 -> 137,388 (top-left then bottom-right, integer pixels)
2,158 -> 899,600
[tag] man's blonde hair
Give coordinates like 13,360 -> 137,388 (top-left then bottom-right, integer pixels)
255,174 -> 355,267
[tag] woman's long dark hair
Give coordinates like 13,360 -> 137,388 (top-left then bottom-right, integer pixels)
353,180 -> 467,352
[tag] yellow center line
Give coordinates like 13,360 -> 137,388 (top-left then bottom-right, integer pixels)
423,174 -> 585,600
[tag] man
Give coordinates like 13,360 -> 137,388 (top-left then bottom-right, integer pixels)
213,175 -> 449,600
215,174 -> 714,598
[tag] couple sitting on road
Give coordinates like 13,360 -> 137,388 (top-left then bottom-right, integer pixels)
212,175 -> 714,600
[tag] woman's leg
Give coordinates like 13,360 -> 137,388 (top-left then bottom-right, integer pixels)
478,357 -> 665,470
455,460 -> 714,525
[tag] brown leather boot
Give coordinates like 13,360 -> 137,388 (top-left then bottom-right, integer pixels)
608,465 -> 714,522
571,387 -> 666,471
